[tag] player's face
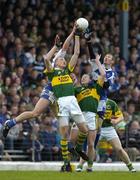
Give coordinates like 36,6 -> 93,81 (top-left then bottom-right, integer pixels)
81,74 -> 90,85
103,54 -> 113,65
56,57 -> 67,68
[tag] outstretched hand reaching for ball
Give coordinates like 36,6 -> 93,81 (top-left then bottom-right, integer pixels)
54,34 -> 62,48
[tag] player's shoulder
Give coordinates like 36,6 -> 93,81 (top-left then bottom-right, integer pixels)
74,85 -> 83,93
107,99 -> 117,106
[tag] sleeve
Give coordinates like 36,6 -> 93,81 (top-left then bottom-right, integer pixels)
97,76 -> 104,87
87,41 -> 96,60
68,63 -> 75,72
43,68 -> 54,81
43,68 -> 54,74
113,103 -> 123,118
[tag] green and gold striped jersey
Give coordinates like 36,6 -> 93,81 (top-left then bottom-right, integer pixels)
74,77 -> 104,113
44,64 -> 74,98
102,99 -> 123,127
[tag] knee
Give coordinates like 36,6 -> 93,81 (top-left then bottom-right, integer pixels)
79,125 -> 88,134
83,128 -> 88,134
61,134 -> 68,139
116,147 -> 123,154
88,142 -> 94,150
32,110 -> 40,118
59,127 -> 69,139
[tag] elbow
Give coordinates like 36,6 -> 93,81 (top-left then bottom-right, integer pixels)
101,71 -> 106,77
117,116 -> 124,123
62,45 -> 67,51
103,72 -> 106,77
120,116 -> 124,121
103,69 -> 106,77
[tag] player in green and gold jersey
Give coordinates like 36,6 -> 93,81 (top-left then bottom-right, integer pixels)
99,98 -> 136,172
75,98 -> 136,172
44,24 -> 88,172
70,54 -> 106,172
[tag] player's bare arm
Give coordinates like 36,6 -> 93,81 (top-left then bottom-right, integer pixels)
69,35 -> 80,70
111,114 -> 124,125
95,54 -> 106,77
43,35 -> 60,72
62,25 -> 76,51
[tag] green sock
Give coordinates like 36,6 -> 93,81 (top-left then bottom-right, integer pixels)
60,139 -> 70,165
76,131 -> 87,151
88,159 -> 93,168
77,164 -> 83,169
127,163 -> 134,170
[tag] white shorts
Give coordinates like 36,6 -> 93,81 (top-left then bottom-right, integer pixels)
71,111 -> 96,131
57,96 -> 85,127
83,112 -> 96,130
100,126 -> 119,141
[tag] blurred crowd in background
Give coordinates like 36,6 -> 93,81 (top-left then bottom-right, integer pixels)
0,0 -> 140,162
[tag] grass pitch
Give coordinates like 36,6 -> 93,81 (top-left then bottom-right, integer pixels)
0,171 -> 140,180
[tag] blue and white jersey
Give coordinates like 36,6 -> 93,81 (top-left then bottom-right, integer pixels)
92,64 -> 115,81
104,66 -> 115,83
40,82 -> 55,103
92,64 -> 116,100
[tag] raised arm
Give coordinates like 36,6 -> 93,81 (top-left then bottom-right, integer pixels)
94,54 -> 106,87
62,25 -> 76,51
43,46 -> 57,65
84,30 -> 96,60
43,55 -> 54,72
69,35 -> 80,71
95,54 -> 106,78
43,35 -> 60,72
87,40 -> 96,60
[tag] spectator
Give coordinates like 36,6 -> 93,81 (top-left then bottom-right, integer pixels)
39,116 -> 61,161
22,123 -> 43,162
127,102 -> 137,121
125,120 -> 140,161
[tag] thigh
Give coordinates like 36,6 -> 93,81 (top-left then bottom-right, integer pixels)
70,96 -> 83,115
33,98 -> 50,114
40,85 -> 55,104
84,112 -> 97,131
71,114 -> 86,125
49,102 -> 58,116
58,116 -> 69,127
57,98 -> 69,117
101,127 -> 119,141
109,137 -> 122,150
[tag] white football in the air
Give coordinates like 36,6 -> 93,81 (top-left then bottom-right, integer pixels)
76,18 -> 89,31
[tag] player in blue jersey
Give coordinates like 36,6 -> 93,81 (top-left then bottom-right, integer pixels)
92,54 -> 116,118
84,29 -> 116,119
2,30 -> 75,138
